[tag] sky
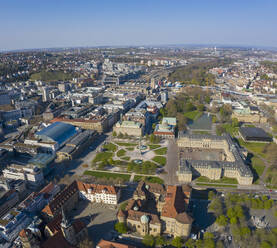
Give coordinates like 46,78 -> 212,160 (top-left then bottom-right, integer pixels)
1,0 -> 277,50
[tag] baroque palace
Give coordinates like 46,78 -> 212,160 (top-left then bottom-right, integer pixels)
177,133 -> 253,185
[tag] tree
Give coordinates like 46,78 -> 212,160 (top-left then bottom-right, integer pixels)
155,236 -> 166,247
177,113 -> 188,131
230,217 -> 238,225
204,232 -> 214,240
171,236 -> 183,248
142,235 -> 155,247
216,215 -> 228,226
185,238 -> 195,248
78,238 -> 94,248
114,222 -> 128,234
185,102 -> 196,112
261,241 -> 273,248
208,191 -> 216,200
150,134 -> 156,143
112,131 -> 117,137
231,118 -> 239,128
205,95 -> 211,104
208,198 -> 223,217
204,239 -> 215,248
216,240 -> 224,248
216,125 -> 226,136
197,104 -> 205,112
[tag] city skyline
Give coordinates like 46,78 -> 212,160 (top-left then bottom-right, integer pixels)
1,0 -> 277,51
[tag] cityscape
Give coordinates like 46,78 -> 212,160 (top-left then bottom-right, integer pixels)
0,1 -> 277,248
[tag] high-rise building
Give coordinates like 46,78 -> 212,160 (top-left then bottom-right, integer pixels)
161,91 -> 168,103
42,87 -> 50,102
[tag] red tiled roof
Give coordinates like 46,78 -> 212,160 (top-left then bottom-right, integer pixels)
97,239 -> 136,248
77,181 -> 118,195
161,185 -> 191,219
41,231 -> 76,248
42,181 -> 79,216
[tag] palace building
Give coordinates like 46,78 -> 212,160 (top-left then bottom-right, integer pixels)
177,133 -> 253,185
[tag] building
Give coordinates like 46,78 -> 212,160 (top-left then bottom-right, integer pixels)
42,87 -> 50,102
117,181 -> 193,238
42,181 -> 120,220
20,209 -> 88,248
0,189 -> 19,217
97,239 -> 136,248
28,153 -> 56,176
161,91 -> 168,103
177,133 -> 253,185
0,91 -> 11,105
18,182 -> 60,213
239,127 -> 272,143
113,120 -> 144,137
26,122 -> 79,152
2,164 -> 44,189
56,130 -> 96,161
58,82 -> 70,93
77,181 -> 121,205
153,117 -> 176,138
42,181 -> 79,220
0,210 -> 33,243
35,122 -> 78,148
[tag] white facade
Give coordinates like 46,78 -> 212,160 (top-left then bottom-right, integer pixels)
79,189 -> 120,205
2,164 -> 44,188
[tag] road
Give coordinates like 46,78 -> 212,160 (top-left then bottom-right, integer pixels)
161,139 -> 179,185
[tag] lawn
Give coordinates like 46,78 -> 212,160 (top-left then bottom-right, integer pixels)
251,156 -> 266,177
83,170 -> 131,181
238,139 -> 268,158
196,183 -> 237,188
117,149 -> 126,157
121,156 -> 130,161
184,110 -> 202,120
93,152 -> 113,162
115,142 -> 137,147
103,143 -> 117,152
154,147 -> 168,155
222,123 -> 239,137
133,176 -> 164,184
126,147 -> 135,151
196,176 -> 238,184
149,144 -> 161,150
152,156 -> 167,166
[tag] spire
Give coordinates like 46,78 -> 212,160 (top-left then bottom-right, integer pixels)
61,208 -> 71,228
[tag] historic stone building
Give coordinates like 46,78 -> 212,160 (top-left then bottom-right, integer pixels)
117,181 -> 193,238
177,134 -> 253,185
20,209 -> 89,248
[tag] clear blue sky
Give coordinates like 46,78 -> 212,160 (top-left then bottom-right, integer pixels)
1,0 -> 277,50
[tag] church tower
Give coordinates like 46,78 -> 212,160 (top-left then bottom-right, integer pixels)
61,208 -> 77,246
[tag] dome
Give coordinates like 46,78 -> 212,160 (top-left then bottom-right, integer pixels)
140,215 -> 149,224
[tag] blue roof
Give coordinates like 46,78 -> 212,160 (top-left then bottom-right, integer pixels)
35,122 -> 77,146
